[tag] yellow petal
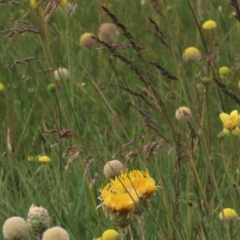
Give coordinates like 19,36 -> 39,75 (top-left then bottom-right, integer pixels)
230,110 -> 238,118
222,128 -> 229,135
220,113 -> 230,125
232,127 -> 240,136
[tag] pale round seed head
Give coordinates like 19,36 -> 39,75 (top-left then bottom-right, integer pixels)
98,23 -> 119,44
42,226 -> 70,240
3,216 -> 28,240
175,106 -> 192,121
54,67 -> 69,81
103,160 -> 124,179
27,205 -> 51,235
80,33 -> 96,47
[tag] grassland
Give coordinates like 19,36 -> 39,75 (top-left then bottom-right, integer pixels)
1,0 -> 240,239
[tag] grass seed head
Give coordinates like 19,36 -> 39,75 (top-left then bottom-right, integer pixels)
3,216 -> 28,240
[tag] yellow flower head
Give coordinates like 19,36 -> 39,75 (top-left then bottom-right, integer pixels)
202,20 -> 217,30
100,170 -> 156,212
219,208 -> 238,220
30,0 -> 37,8
80,33 -> 97,48
175,106 -> 192,121
93,238 -> 101,240
183,47 -> 202,61
38,155 -> 51,163
0,82 -> 4,91
60,0 -> 68,6
219,66 -> 230,79
220,110 -> 240,130
102,229 -> 119,240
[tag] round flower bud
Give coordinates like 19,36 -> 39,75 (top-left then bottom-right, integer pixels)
102,229 -> 119,240
103,160 -> 124,178
202,20 -> 217,30
201,77 -> 212,86
54,67 -> 69,81
175,106 -> 192,121
47,83 -> 57,93
42,226 -> 70,240
98,23 -> 119,44
38,155 -> 51,163
219,208 -> 238,220
219,66 -> 230,79
183,47 -> 202,61
27,205 -> 51,235
3,216 -> 28,240
238,80 -> 240,90
80,33 -> 96,47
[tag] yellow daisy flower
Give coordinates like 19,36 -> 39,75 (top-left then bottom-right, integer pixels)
220,110 -> 240,130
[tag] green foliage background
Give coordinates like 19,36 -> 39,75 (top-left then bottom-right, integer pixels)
1,0 -> 240,239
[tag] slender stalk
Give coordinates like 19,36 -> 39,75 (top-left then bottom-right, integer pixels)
54,93 -> 63,180
138,216 -> 146,240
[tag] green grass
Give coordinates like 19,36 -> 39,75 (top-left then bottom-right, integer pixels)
1,0 -> 240,239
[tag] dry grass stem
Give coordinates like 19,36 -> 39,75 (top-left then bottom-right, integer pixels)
230,0 -> 240,22
0,28 -> 40,39
112,133 -> 145,158
0,0 -> 20,5
5,57 -> 42,68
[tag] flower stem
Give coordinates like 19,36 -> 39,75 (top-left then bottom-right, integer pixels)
138,216 -> 146,240
54,93 -> 63,180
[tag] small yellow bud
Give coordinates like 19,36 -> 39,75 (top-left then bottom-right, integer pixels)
175,107 -> 192,121
80,33 -> 96,47
102,229 -> 119,240
219,208 -> 238,220
38,155 -> 51,163
202,20 -> 217,30
201,77 -> 212,86
0,82 -> 4,91
183,47 -> 201,61
103,160 -> 124,178
47,83 -> 57,93
219,66 -> 230,79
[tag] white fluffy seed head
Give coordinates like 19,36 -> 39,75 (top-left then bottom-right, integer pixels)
54,67 -> 70,81
3,216 -> 28,240
42,226 -> 70,240
103,160 -> 124,178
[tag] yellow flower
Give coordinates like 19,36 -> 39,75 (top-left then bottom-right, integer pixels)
100,170 -> 156,212
175,106 -> 192,121
93,238 -> 101,240
102,229 -> 119,240
79,33 -> 97,48
29,0 -> 37,8
202,20 -> 217,30
0,82 -> 4,91
220,110 -> 240,130
38,155 -> 51,163
60,0 -> 68,6
183,47 -> 202,61
219,66 -> 230,79
219,208 -> 238,220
